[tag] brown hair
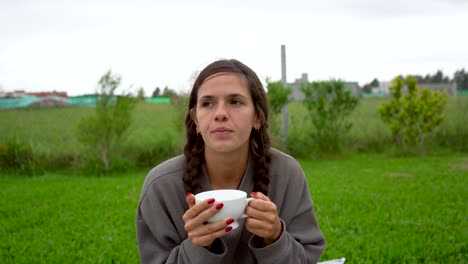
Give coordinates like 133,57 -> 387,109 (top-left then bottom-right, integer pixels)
183,59 -> 271,194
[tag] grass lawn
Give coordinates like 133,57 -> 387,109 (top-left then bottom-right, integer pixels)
1,154 -> 467,263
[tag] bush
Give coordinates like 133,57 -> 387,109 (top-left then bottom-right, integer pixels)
301,79 -> 359,153
0,137 -> 42,175
379,76 -> 447,154
266,79 -> 292,147
135,136 -> 182,168
77,70 -> 137,174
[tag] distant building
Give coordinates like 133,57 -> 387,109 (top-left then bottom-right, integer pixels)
417,83 -> 457,96
288,73 -> 362,101
29,91 -> 68,98
0,90 -> 69,109
374,82 -> 457,96
1,90 -> 27,98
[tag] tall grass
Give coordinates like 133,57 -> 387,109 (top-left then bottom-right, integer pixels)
0,103 -> 184,174
1,96 -> 467,173
433,96 -> 468,152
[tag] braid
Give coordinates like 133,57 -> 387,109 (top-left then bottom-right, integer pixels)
183,116 -> 205,194
250,127 -> 271,195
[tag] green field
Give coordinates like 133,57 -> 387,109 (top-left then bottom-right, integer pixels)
1,155 -> 466,263
1,96 -> 467,168
1,97 -> 467,263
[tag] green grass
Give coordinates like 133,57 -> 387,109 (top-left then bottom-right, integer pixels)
305,154 -> 468,263
0,172 -> 143,263
1,154 -> 467,263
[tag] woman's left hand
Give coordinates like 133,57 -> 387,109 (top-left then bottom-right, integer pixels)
244,192 -> 283,245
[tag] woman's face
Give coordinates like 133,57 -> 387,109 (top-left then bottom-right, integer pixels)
191,72 -> 260,156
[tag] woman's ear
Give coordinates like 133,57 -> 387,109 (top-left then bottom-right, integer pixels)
253,117 -> 261,131
190,108 -> 198,127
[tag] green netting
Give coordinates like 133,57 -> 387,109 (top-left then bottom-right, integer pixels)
0,95 -> 40,109
145,97 -> 171,104
0,95 -> 173,109
67,96 -> 97,106
0,95 -> 96,109
457,90 -> 468,96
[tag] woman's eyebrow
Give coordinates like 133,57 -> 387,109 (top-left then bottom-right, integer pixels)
226,93 -> 248,99
199,94 -> 248,100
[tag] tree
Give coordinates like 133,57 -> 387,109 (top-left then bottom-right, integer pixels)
152,87 -> 161,97
415,70 -> 450,84
370,78 -> 380,87
266,79 -> 292,115
362,78 -> 380,93
301,79 -> 359,153
77,70 -> 136,174
265,79 -> 292,142
378,75 -> 447,154
454,68 -> 468,90
137,87 -> 145,100
162,86 -> 177,98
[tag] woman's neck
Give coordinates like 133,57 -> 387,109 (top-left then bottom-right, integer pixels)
204,148 -> 249,190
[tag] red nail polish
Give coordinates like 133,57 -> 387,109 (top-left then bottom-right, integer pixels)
207,198 -> 215,204
215,203 -> 224,210
251,192 -> 256,197
225,226 -> 232,232
186,192 -> 192,197
226,218 -> 234,225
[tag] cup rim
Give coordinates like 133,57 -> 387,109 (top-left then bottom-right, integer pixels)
195,189 -> 246,202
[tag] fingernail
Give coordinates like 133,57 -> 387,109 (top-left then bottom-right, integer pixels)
225,226 -> 232,232
251,192 -> 257,196
186,192 -> 192,197
215,203 -> 224,210
226,218 -> 234,225
207,198 -> 215,204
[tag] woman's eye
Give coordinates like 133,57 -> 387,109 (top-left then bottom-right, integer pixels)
201,101 -> 214,107
231,99 -> 242,105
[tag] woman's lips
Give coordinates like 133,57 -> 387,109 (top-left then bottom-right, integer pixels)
211,127 -> 233,135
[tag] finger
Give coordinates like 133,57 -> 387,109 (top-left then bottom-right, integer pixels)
189,219 -> 234,247
245,216 -> 281,240
186,193 -> 195,208
184,202 -> 224,230
183,198 -> 215,221
247,199 -> 277,213
245,217 -> 271,237
189,218 -> 233,238
251,192 -> 271,202
193,202 -> 224,224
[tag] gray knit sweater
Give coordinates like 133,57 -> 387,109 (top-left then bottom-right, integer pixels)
136,148 -> 325,263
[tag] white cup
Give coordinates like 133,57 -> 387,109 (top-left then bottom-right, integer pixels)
195,189 -> 253,230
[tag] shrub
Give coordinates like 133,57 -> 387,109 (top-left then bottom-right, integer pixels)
0,137 -> 42,175
266,79 -> 292,147
77,70 -> 137,175
135,136 -> 182,168
301,80 -> 359,153
266,79 -> 292,115
378,76 -> 447,154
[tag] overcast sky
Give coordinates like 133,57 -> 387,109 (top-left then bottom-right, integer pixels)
1,0 -> 467,96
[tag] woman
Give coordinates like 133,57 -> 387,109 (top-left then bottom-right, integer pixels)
136,59 -> 325,263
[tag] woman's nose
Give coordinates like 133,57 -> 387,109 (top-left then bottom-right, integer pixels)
214,104 -> 228,121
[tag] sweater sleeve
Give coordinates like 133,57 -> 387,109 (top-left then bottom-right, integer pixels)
248,158 -> 325,263
136,179 -> 228,264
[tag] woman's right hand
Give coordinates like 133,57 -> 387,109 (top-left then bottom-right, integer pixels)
183,193 -> 233,247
